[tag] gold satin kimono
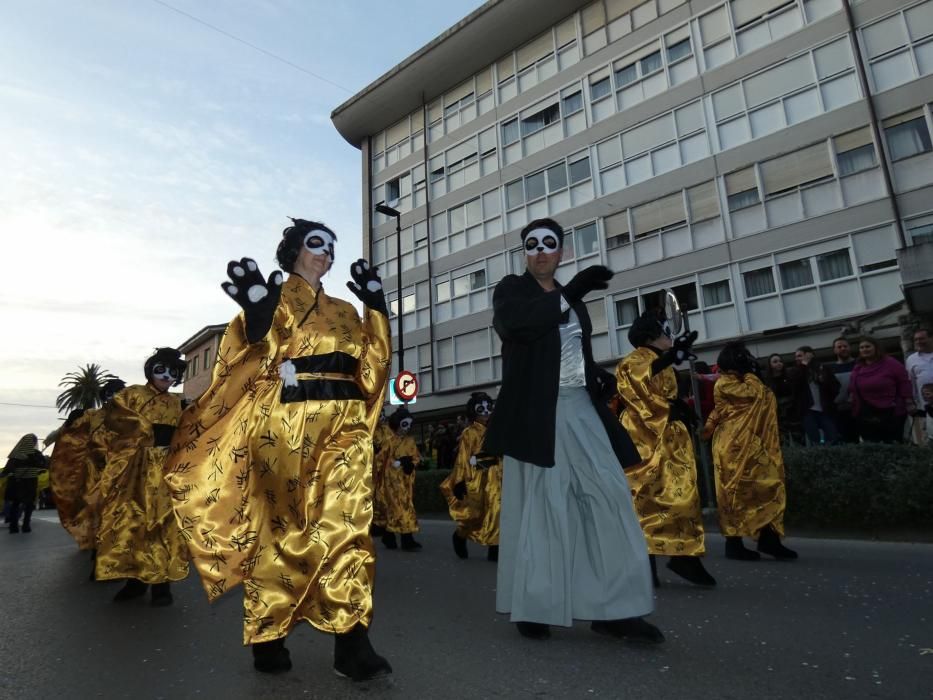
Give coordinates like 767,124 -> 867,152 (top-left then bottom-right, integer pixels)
95,384 -> 189,583
616,347 -> 705,556
704,373 -> 786,538
439,421 -> 502,545
376,432 -> 420,534
371,422 -> 394,529
49,408 -> 112,549
164,275 -> 390,644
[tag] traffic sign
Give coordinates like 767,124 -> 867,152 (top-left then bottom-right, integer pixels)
391,370 -> 418,404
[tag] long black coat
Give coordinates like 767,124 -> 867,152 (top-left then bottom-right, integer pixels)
483,271 -> 640,469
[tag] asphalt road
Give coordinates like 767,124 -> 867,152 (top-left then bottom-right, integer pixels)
1,511 -> 930,700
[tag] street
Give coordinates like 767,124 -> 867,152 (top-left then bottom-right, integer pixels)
1,512 -> 930,699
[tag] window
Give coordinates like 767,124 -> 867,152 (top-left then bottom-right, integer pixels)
505,179 -> 524,209
779,259 -> 814,289
569,155 -> 591,184
604,210 -> 630,249
615,297 -> 639,325
816,250 -> 853,281
590,76 -> 611,101
640,51 -> 662,74
520,102 -> 560,137
546,162 -> 568,191
702,280 -> 732,306
574,222 -> 599,258
667,39 -> 692,63
614,63 -> 638,87
760,143 -> 833,196
436,280 -> 450,302
385,177 -> 400,203
470,270 -> 487,290
502,118 -> 519,145
837,144 -> 877,175
884,114 -> 933,161
909,222 -> 933,245
860,259 -> 898,272
203,348 -> 210,370
670,282 -> 698,311
726,167 -> 760,211
430,166 -> 445,183
190,356 -> 198,377
525,171 -> 546,200
562,90 -> 583,115
744,267 -> 776,297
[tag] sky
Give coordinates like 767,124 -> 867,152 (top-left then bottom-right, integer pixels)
0,0 -> 484,457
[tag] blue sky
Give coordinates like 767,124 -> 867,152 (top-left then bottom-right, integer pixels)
0,0 -> 483,456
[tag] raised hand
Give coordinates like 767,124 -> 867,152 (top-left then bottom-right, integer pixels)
671,330 -> 698,364
346,259 -> 388,316
221,258 -> 283,344
561,265 -> 613,304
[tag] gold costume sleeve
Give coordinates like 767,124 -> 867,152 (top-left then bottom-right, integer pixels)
49,410 -> 96,549
616,347 -> 705,556
709,374 -> 786,538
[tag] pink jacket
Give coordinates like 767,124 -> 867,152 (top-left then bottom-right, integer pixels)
849,357 -> 912,416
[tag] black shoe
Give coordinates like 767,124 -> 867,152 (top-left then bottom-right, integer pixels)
452,532 -> 468,559
591,618 -> 665,644
21,523 -> 31,533
252,638 -> 292,674
113,579 -> 149,602
400,533 -> 422,551
667,556 -> 717,587
516,621 -> 550,640
333,624 -> 392,681
757,526 -> 798,560
150,582 -> 173,607
381,532 -> 398,550
487,545 -> 499,562
725,537 -> 761,561
649,554 -> 661,588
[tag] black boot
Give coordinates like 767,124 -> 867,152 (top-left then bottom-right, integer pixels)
252,638 -> 292,674
516,621 -> 550,640
591,617 -> 665,644
452,532 -> 468,559
666,556 -> 717,587
333,624 -> 392,681
400,533 -> 422,551
381,532 -> 398,550
649,554 -> 661,588
150,582 -> 173,607
725,537 -> 761,561
487,545 -> 499,562
757,526 -> 798,560
113,579 -> 148,602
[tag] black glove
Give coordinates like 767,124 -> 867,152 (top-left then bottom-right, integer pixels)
346,259 -> 388,317
669,399 -> 697,431
653,331 -> 699,375
398,455 -> 415,475
471,453 -> 498,469
221,258 -> 283,344
152,423 -> 177,448
594,367 -> 616,402
452,481 -> 467,501
561,265 -> 613,305
65,409 -> 86,427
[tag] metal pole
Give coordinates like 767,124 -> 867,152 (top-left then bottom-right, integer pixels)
682,312 -> 716,508
394,212 -> 404,373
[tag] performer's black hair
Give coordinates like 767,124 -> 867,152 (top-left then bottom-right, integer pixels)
466,391 -> 494,420
388,406 -> 413,431
627,309 -> 666,348
144,347 -> 187,387
519,218 -> 564,246
717,341 -> 760,377
276,218 -> 337,272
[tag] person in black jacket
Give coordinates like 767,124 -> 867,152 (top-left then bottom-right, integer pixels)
483,218 -> 662,644
4,434 -> 47,534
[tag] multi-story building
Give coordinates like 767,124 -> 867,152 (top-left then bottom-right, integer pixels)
177,323 -> 226,401
331,0 -> 933,420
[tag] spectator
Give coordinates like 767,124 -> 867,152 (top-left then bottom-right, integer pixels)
764,353 -> 800,445
792,346 -> 840,445
849,336 -> 915,443
830,337 -> 859,443
692,361 -> 718,420
906,328 -> 933,442
3,434 -> 46,534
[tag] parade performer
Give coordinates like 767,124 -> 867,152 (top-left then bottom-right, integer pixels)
3,434 -> 46,534
370,409 -> 392,537
164,219 -> 392,680
701,342 -> 797,560
377,407 -> 422,552
95,349 -> 188,605
616,310 -> 715,588
440,392 -> 502,561
484,218 -> 661,643
49,378 -> 125,552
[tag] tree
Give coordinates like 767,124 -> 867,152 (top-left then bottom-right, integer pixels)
56,364 -> 118,414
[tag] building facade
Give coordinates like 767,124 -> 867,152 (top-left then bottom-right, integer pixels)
178,323 -> 226,402
331,0 -> 933,419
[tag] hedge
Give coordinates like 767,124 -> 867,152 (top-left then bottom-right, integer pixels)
415,445 -> 933,530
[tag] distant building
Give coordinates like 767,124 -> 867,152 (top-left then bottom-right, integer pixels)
329,0 -> 932,422
178,323 -> 226,401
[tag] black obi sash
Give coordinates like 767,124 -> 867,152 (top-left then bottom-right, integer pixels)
280,351 -> 364,403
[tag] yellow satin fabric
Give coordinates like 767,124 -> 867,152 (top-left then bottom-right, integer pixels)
616,347 -> 705,556
49,408 -> 111,549
376,433 -> 420,534
439,422 -> 501,545
371,423 -> 394,529
165,275 -> 390,644
95,384 -> 189,583
705,373 -> 786,538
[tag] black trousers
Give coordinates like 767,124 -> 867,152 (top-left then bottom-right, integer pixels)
7,477 -> 37,527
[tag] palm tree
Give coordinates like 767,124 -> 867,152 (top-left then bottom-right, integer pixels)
56,363 -> 118,414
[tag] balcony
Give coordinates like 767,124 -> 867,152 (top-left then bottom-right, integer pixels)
897,241 -> 933,314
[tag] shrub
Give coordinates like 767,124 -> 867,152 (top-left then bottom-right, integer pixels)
783,444 -> 933,529
414,468 -> 452,514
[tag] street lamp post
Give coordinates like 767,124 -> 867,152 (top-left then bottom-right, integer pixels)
375,202 -> 403,374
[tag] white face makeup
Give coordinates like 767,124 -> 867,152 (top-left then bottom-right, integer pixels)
152,363 -> 181,384
399,417 -> 413,433
303,229 -> 336,261
474,400 -> 493,417
523,227 -> 560,256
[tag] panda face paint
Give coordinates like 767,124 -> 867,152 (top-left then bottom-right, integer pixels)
398,417 -> 413,434
152,363 -> 181,383
474,400 -> 493,417
524,228 -> 560,256
304,229 -> 336,261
